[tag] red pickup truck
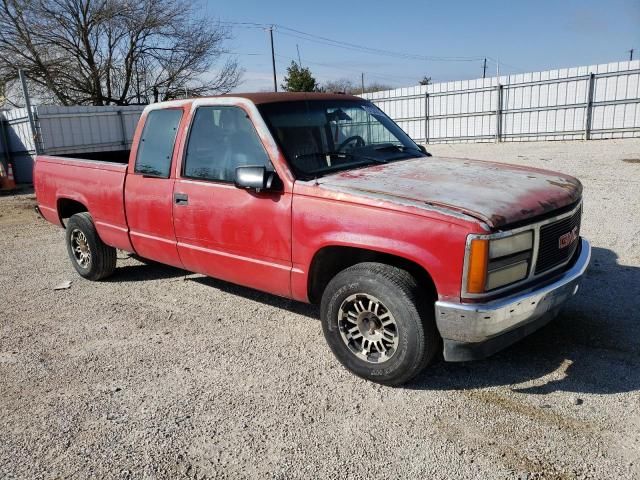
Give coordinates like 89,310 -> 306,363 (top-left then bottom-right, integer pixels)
34,93 -> 590,385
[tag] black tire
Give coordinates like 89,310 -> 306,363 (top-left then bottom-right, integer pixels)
65,212 -> 117,280
320,262 -> 439,386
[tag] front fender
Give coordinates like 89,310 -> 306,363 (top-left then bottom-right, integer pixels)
290,194 -> 473,303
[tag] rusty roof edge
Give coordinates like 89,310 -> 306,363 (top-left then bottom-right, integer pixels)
146,92 -> 365,110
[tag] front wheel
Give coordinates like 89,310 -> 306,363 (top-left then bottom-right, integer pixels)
65,212 -> 117,280
320,262 -> 439,386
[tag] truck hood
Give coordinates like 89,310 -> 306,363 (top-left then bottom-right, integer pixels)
316,156 -> 582,229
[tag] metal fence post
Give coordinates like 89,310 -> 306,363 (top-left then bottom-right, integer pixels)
18,69 -> 41,155
0,115 -> 12,172
117,110 -> 127,147
495,83 -> 503,142
424,92 -> 430,144
585,73 -> 596,140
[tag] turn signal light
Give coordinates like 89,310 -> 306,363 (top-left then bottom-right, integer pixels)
466,239 -> 488,293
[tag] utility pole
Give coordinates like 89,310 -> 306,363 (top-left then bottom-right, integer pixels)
630,48 -> 634,61
296,44 -> 302,67
482,58 -> 487,79
361,73 -> 365,95
269,26 -> 277,92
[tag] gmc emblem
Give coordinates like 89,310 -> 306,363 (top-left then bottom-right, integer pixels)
559,226 -> 579,249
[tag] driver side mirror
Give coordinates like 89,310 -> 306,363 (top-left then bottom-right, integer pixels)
235,166 -> 282,193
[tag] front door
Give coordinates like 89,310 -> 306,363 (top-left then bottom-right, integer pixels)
124,107 -> 184,268
172,104 -> 292,297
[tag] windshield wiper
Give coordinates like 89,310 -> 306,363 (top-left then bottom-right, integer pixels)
373,144 -> 423,154
295,151 -> 388,164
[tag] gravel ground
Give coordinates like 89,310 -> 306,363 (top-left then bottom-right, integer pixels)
1,138 -> 639,479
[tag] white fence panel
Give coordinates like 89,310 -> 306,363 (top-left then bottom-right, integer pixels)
363,60 -> 640,144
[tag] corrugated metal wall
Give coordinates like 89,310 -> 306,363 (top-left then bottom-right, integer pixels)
1,107 -> 38,182
363,60 -> 640,144
36,105 -> 143,155
1,105 -> 144,183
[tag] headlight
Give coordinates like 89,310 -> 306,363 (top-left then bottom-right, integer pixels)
489,231 -> 533,258
465,231 -> 534,294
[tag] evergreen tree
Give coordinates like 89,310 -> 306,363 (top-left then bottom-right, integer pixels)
281,62 -> 319,92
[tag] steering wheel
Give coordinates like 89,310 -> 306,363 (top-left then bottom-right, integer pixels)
337,135 -> 365,152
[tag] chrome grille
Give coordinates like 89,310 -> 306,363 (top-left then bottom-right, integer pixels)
535,206 -> 582,274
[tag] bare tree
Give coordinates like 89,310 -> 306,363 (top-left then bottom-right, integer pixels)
323,78 -> 356,94
0,0 -> 242,105
362,81 -> 394,94
322,78 -> 393,95
0,80 -> 6,107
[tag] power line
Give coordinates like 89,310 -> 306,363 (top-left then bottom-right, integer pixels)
226,52 -> 266,56
276,25 -> 485,62
276,28 -> 483,63
274,53 -> 418,82
221,21 -> 485,63
220,20 -> 526,84
219,21 -> 267,29
485,57 -> 525,74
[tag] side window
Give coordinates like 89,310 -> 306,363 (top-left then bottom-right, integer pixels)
134,109 -> 183,178
183,106 -> 271,182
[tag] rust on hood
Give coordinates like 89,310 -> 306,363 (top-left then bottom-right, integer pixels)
316,156 -> 583,229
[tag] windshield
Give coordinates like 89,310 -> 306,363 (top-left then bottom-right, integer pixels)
257,99 -> 427,179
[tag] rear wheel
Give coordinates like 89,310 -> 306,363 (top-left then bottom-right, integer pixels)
320,262 -> 439,386
65,212 -> 116,280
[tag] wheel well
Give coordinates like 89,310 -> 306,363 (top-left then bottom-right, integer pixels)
307,246 -> 437,304
57,198 -> 88,226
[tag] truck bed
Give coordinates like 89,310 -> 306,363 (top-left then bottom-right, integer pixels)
59,149 -> 131,164
34,154 -> 132,252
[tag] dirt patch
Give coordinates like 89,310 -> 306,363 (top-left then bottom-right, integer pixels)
0,191 -> 37,226
1,139 -> 639,479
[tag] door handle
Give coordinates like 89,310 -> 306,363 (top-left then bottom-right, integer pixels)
174,193 -> 189,205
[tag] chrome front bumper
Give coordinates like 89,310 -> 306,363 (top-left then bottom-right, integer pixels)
435,238 -> 591,361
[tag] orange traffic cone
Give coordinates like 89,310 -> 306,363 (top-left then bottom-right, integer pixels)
0,161 -> 17,191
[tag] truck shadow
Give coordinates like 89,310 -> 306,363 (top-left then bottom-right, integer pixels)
108,261 -> 187,282
110,247 -> 639,395
409,246 -> 640,395
108,256 -> 320,317
189,276 -> 320,319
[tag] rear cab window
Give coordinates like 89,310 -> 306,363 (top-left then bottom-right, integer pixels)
134,109 -> 183,178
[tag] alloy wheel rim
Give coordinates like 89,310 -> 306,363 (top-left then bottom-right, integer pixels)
70,229 -> 91,269
337,293 -> 399,363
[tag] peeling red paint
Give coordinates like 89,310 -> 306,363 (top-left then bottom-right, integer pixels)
316,156 -> 582,229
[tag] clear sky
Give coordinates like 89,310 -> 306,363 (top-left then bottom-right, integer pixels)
205,0 -> 640,92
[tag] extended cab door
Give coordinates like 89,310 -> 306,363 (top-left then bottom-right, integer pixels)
172,101 -> 292,297
124,107 -> 185,268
